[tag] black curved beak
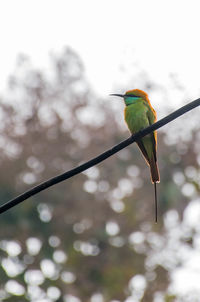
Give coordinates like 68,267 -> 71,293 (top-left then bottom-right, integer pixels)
109,94 -> 124,98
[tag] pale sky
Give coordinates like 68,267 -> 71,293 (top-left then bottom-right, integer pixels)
1,0 -> 200,104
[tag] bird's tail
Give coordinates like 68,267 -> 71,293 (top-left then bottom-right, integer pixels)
136,140 -> 160,222
154,182 -> 158,223
149,156 -> 160,223
149,156 -> 160,183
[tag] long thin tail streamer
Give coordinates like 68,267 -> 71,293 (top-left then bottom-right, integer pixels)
154,182 -> 158,223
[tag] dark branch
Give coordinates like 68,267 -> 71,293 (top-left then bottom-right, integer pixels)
0,97 -> 200,214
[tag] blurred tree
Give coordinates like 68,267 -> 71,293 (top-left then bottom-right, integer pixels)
0,48 -> 199,302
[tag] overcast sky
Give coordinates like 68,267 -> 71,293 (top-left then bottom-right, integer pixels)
1,0 -> 200,103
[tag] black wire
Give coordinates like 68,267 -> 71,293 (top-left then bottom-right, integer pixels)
0,97 -> 200,215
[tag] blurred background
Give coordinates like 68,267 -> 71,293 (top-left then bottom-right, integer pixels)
0,1 -> 200,301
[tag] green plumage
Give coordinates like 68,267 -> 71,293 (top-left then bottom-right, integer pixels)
125,98 -> 156,166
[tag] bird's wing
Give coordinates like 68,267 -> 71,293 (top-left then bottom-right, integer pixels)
135,104 -> 151,165
136,140 -> 151,166
146,107 -> 157,162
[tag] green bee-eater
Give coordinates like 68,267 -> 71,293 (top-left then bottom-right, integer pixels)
110,89 -> 160,222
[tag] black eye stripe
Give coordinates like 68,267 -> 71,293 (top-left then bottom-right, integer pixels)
124,94 -> 138,98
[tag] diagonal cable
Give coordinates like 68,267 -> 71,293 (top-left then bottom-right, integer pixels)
0,97 -> 200,214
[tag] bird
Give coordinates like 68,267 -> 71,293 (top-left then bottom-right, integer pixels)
110,89 -> 160,222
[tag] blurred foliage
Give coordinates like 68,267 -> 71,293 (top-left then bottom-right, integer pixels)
0,48 -> 200,302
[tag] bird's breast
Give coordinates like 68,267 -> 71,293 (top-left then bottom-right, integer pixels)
124,103 -> 148,134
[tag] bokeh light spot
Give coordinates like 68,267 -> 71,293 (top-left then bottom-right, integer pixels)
106,221 -> 120,236
26,237 -> 42,256
5,280 -> 25,296
24,270 -> 44,285
61,271 -> 76,284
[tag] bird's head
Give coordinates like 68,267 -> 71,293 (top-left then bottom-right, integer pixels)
110,89 -> 149,106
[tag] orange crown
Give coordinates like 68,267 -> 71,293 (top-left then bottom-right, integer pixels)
125,89 -> 149,101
